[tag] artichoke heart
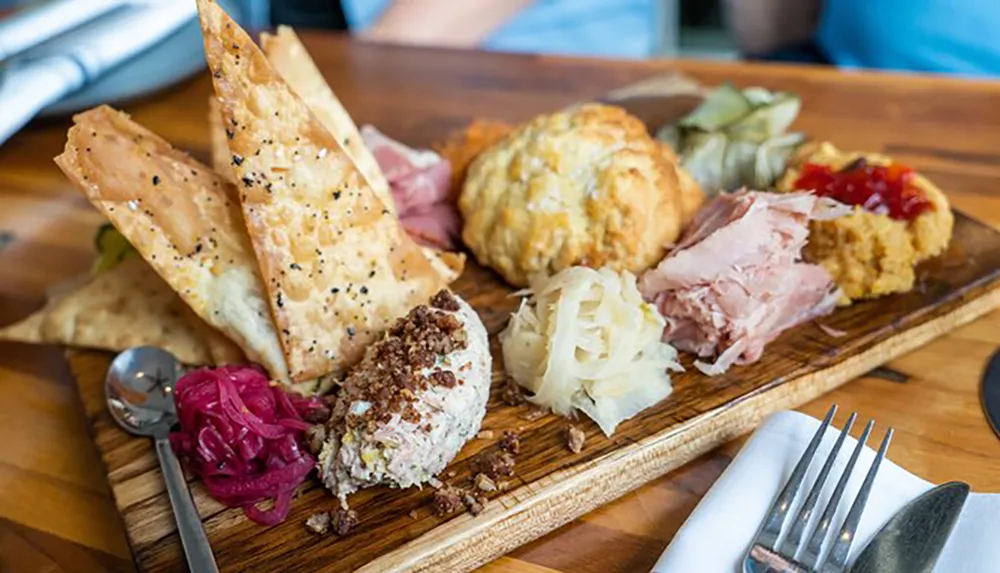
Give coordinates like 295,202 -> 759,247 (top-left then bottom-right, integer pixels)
657,83 -> 804,195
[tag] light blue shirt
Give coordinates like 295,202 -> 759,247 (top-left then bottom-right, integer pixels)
818,0 -> 1000,77
341,0 -> 661,59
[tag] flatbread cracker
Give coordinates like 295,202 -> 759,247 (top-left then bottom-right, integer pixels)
259,25 -> 466,282
177,302 -> 246,364
198,0 -> 446,380
0,258 -> 212,364
0,306 -> 46,344
208,96 -> 235,181
260,26 -> 395,216
54,105 -> 289,380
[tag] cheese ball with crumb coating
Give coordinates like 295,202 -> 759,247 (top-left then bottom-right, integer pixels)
778,141 -> 954,303
459,104 -> 704,287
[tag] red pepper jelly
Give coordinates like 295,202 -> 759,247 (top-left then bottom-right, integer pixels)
793,158 -> 934,221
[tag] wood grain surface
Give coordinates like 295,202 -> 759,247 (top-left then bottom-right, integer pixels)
3,35 -> 1000,573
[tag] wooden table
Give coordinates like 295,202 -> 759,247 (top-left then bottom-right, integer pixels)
2,35 -> 1000,573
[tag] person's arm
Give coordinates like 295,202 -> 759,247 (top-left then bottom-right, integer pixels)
721,0 -> 823,56
359,0 -> 534,48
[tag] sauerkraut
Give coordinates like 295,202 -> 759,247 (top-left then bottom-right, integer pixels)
499,266 -> 682,436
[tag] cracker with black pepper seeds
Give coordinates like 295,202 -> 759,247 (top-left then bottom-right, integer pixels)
261,25 -> 395,216
55,105 -> 289,380
198,0 -> 445,381
259,26 -> 465,284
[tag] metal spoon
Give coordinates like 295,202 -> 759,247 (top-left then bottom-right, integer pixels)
106,346 -> 219,573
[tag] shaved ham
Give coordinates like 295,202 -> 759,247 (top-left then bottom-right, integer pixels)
639,190 -> 846,376
361,125 -> 459,249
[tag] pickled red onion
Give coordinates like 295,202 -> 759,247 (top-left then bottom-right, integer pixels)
169,364 -> 328,526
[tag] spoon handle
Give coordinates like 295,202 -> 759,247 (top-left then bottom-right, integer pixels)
154,436 -> 220,573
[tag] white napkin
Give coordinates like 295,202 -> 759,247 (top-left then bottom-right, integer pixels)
0,0 -> 129,61
652,411 -> 1000,572
0,1 -> 196,146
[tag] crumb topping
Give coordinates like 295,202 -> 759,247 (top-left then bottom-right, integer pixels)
335,293 -> 468,433
431,290 -> 461,311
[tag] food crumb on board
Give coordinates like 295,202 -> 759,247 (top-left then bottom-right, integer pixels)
446,470 -> 457,478
520,406 -> 548,422
332,508 -> 358,536
567,425 -> 586,454
502,378 -> 525,406
408,510 -> 419,520
497,480 -> 511,491
305,512 -> 331,535
433,485 -> 466,516
474,472 -> 497,493
476,449 -> 515,480
499,430 -> 520,455
463,493 -> 487,516
476,430 -> 495,439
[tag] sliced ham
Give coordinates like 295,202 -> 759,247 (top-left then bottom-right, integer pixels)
400,203 -> 462,251
639,190 -> 848,376
361,125 -> 460,249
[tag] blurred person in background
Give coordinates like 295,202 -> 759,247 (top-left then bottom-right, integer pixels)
723,0 -> 1000,77
337,0 -> 664,58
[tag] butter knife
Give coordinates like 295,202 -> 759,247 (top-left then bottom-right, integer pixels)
982,349 -> 1000,439
849,481 -> 969,573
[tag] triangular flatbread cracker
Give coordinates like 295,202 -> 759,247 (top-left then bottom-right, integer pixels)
258,26 -> 465,284
260,26 -> 395,216
54,105 -> 289,379
0,306 -> 45,344
208,95 -> 235,181
1,258 -> 213,365
198,0 -> 446,380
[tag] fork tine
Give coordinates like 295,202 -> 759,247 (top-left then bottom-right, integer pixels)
819,427 -> 894,572
799,419 -> 874,569
778,412 -> 858,558
754,404 -> 837,550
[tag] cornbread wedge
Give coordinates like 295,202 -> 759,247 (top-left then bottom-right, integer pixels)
54,105 -> 289,379
197,0 -> 446,380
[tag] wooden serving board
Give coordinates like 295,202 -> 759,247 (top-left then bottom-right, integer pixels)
69,78 -> 1000,573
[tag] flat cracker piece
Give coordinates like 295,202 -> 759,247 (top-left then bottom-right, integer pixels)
55,105 -> 289,380
0,258 -> 212,365
260,26 -> 395,216
178,302 -> 246,364
208,96 -> 235,181
198,0 -> 446,380
0,306 -> 46,343
259,25 -> 466,283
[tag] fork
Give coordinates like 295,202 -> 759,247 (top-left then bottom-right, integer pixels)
743,405 -> 893,573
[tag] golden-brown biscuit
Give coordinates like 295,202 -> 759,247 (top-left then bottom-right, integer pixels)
778,141 -> 954,303
459,103 -> 700,287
